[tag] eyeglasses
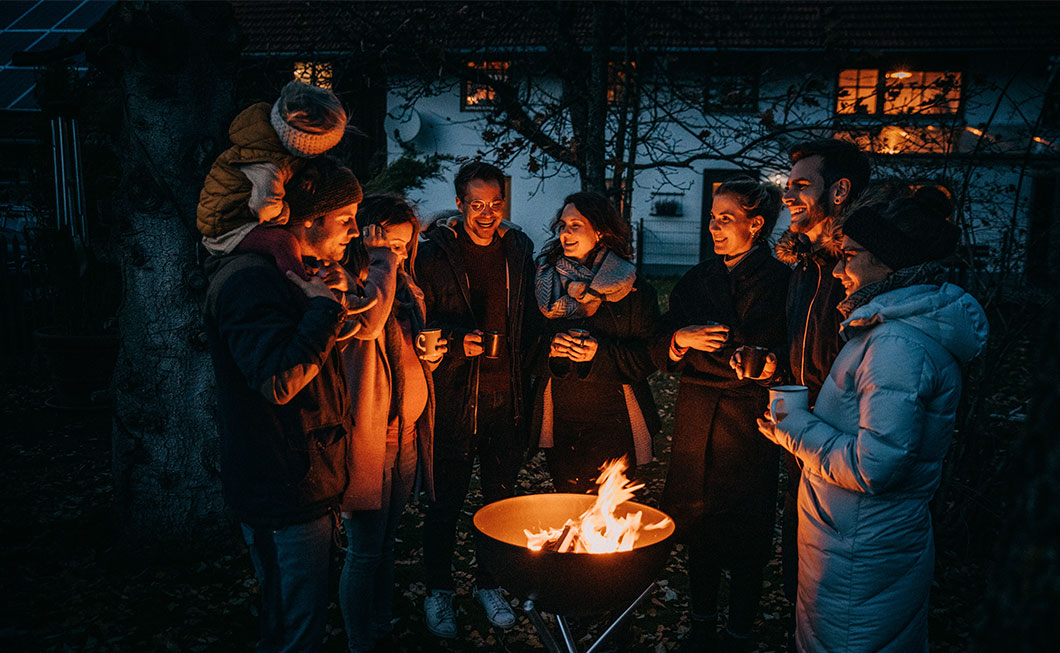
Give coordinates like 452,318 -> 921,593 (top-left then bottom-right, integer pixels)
465,199 -> 505,213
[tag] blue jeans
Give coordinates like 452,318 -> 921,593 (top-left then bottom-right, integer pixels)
340,423 -> 418,652
241,514 -> 334,653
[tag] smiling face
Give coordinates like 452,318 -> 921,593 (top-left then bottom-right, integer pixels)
456,178 -> 505,246
833,235 -> 893,296
783,155 -> 834,238
556,203 -> 600,264
710,192 -> 764,258
382,220 -> 415,267
302,201 -> 360,262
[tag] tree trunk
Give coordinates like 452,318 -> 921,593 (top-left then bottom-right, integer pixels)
104,1 -> 240,547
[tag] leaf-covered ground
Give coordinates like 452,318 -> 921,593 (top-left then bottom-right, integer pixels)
1,369 -> 988,652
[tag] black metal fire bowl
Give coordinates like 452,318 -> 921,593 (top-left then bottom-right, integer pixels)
473,494 -> 675,616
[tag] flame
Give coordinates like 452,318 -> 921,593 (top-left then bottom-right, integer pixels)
524,458 -> 672,554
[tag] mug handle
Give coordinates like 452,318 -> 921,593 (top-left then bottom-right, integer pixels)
416,333 -> 427,353
769,396 -> 786,422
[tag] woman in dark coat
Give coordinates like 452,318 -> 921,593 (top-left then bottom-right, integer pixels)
655,177 -> 790,650
529,191 -> 660,493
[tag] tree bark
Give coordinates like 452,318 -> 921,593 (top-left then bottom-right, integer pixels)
103,1 -> 240,547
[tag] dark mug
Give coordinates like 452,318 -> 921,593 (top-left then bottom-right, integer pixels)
482,330 -> 504,359
740,346 -> 770,379
568,327 -> 590,342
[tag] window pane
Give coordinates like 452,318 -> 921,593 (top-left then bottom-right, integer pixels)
462,61 -> 509,110
837,68 -> 877,114
293,61 -> 333,90
883,70 -> 961,115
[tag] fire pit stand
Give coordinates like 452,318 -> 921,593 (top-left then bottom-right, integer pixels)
473,494 -> 675,653
523,581 -> 657,653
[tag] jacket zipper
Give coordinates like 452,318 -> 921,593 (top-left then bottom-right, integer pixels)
798,257 -> 822,387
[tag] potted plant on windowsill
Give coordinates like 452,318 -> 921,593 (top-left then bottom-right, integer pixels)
651,198 -> 683,217
29,227 -> 121,409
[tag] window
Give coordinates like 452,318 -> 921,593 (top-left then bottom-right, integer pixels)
461,61 -> 510,111
607,61 -> 636,105
704,58 -> 759,113
293,61 -> 333,89
837,68 -> 961,116
835,126 -> 957,155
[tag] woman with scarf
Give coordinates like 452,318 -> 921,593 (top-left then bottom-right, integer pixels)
758,188 -> 988,652
655,177 -> 790,651
529,191 -> 660,494
329,195 -> 446,653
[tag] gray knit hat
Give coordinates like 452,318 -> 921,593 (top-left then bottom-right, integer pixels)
287,156 -> 363,222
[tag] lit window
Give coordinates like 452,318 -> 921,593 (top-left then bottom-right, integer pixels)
462,61 -> 510,111
837,68 -> 961,116
293,61 -> 333,90
835,125 -> 956,155
607,61 -> 636,105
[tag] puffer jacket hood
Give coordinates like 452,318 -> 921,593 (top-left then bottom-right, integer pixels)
774,222 -> 843,265
842,283 -> 989,364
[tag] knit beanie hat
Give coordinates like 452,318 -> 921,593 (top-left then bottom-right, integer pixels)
271,99 -> 346,158
286,156 -> 363,222
842,186 -> 960,271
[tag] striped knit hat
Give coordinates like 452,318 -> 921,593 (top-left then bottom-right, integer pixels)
287,156 -> 363,222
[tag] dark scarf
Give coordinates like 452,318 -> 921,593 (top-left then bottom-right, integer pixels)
837,262 -> 948,320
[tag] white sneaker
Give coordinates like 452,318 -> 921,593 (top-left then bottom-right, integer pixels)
474,586 -> 516,629
424,589 -> 458,638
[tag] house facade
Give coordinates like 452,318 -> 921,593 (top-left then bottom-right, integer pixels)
233,1 -> 1060,281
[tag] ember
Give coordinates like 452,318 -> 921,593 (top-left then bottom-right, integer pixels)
524,458 -> 672,554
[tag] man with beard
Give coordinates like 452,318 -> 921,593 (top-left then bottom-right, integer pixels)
736,139 -> 871,650
414,161 -> 537,639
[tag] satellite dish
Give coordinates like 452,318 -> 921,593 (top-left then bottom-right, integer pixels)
384,109 -> 422,143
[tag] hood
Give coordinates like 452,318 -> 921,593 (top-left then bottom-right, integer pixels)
774,222 -> 843,265
842,283 -> 989,364
228,102 -> 285,151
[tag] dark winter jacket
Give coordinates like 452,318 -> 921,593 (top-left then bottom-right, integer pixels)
527,274 -> 661,462
413,218 -> 537,457
775,228 -> 846,405
204,251 -> 351,528
652,246 -> 790,558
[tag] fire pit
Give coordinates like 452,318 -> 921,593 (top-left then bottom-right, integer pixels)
473,493 -> 674,616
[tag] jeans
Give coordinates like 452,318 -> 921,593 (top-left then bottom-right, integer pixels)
340,423 -> 418,652
241,514 -> 334,653
424,389 -> 523,591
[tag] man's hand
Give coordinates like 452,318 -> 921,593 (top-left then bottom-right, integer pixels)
730,347 -> 778,380
463,330 -> 484,357
419,338 -> 449,363
286,270 -> 337,301
673,324 -> 730,352
320,261 -> 355,293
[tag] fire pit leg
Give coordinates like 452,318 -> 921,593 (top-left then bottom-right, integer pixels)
583,581 -> 657,653
524,600 -> 567,653
556,615 -> 580,652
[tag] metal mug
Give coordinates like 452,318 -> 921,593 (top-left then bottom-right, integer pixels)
482,330 -> 504,359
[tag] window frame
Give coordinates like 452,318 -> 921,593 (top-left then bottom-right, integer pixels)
460,60 -> 511,112
834,63 -> 965,119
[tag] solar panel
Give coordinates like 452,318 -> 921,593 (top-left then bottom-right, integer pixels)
0,69 -> 36,107
0,2 -> 39,28
0,31 -> 40,67
56,0 -> 112,30
9,1 -> 80,30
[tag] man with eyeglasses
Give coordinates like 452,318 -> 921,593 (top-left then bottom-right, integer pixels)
414,161 -> 537,638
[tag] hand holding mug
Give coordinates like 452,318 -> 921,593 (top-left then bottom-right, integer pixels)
416,329 -> 447,362
549,333 -> 573,358
673,323 -> 730,352
730,346 -> 776,380
463,330 -> 484,357
565,329 -> 598,363
361,224 -> 387,250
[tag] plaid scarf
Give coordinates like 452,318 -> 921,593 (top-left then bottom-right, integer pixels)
837,262 -> 948,321
535,248 -> 637,319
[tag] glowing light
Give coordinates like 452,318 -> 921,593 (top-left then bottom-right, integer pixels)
1033,136 -> 1052,146
888,71 -> 913,79
966,126 -> 985,136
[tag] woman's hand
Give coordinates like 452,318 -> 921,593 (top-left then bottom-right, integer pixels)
419,337 -> 448,363
463,330 -> 484,357
549,333 -> 573,358
361,224 -> 387,250
729,347 -> 778,380
319,260 -> 355,293
566,334 -> 598,363
673,324 -> 730,352
757,409 -> 780,444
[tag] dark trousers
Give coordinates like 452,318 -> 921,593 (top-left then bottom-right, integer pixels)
689,537 -> 765,636
423,389 -> 524,591
781,452 -> 802,649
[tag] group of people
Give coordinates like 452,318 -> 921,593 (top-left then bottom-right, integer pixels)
199,81 -> 989,653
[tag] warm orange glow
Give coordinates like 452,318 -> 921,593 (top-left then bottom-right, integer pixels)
524,458 -> 671,554
966,126 -> 984,136
293,61 -> 333,89
1033,136 -> 1052,146
888,71 -> 913,79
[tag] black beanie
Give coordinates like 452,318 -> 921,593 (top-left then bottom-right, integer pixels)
842,187 -> 960,271
287,157 -> 363,222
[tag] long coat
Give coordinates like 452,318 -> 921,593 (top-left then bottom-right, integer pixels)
770,283 -> 989,652
527,274 -> 661,487
653,246 -> 790,561
339,248 -> 436,511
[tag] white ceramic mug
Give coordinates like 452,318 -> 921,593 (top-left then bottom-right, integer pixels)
415,328 -> 443,358
769,385 -> 809,422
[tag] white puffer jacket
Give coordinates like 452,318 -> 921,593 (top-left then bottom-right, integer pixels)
771,283 -> 989,652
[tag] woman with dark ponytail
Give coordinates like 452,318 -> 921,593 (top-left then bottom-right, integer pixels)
758,187 -> 989,651
654,176 -> 791,650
